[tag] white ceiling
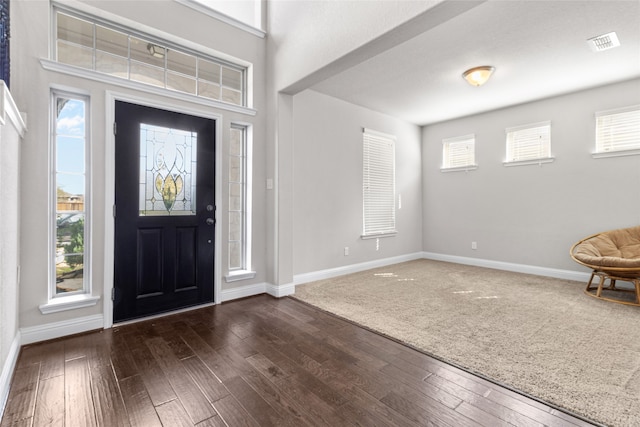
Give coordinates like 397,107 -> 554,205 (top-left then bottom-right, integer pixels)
309,0 -> 640,126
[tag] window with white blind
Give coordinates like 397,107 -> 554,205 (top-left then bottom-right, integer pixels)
441,134 -> 477,171
504,121 -> 554,166
594,105 -> 640,157
362,128 -> 396,238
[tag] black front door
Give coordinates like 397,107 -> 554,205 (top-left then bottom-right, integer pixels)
114,101 -> 215,322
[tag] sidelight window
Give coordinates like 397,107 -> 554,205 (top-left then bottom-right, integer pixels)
51,90 -> 90,297
226,124 -> 254,281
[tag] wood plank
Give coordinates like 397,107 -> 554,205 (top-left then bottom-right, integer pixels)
223,376 -> 295,427
155,399 -> 193,427
0,362 -> 39,425
426,374 -> 544,427
39,341 -> 65,380
110,331 -> 139,381
380,390 -> 480,427
194,415 -> 228,427
181,356 -> 230,403
145,336 -> 217,424
118,375 -> 162,427
244,353 -> 350,427
90,363 -> 130,427
455,401 -> 513,427
33,375 -> 64,427
65,357 -> 97,427
127,341 -> 177,406
211,394 -> 260,427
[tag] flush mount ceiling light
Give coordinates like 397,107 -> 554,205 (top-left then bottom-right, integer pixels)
587,31 -> 620,52
462,66 -> 495,87
147,43 -> 165,59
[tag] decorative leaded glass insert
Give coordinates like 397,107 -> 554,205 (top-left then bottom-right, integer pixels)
139,124 -> 197,216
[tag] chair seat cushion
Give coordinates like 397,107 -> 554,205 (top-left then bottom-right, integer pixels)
572,226 -> 640,269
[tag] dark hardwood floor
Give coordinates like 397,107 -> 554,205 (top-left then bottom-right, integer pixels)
1,295 -> 595,427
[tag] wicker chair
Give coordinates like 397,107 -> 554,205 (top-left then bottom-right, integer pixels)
570,226 -> 640,306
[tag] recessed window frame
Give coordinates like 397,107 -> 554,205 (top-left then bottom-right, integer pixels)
441,134 -> 477,172
362,128 -> 397,239
225,123 -> 255,282
593,105 -> 640,159
49,4 -> 250,110
503,120 -> 554,167
42,88 -> 100,314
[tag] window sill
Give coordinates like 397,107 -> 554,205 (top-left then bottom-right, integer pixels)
39,294 -> 101,315
592,149 -> 640,159
503,157 -> 555,167
225,270 -> 257,283
441,165 -> 478,173
361,232 -> 397,240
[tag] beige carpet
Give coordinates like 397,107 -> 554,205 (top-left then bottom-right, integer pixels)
293,259 -> 640,427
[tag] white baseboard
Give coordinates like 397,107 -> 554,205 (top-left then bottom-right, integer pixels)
0,331 -> 21,422
220,281 -> 295,302
220,282 -> 267,302
292,251 -> 591,287
266,283 -> 295,298
421,252 -> 592,282
20,314 -> 104,346
293,252 -> 424,286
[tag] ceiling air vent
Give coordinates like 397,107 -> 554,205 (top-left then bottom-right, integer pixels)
587,31 -> 620,52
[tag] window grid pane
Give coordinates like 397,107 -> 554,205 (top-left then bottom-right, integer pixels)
55,9 -> 247,107
363,129 -> 396,236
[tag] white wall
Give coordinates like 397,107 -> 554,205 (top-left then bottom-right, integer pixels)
0,83 -> 26,418
293,90 -> 423,275
422,78 -> 640,272
11,0 -> 267,331
267,0 -> 444,92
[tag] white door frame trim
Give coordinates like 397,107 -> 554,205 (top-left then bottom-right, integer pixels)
103,91 -> 223,328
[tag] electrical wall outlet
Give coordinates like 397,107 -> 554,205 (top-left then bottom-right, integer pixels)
344,246 -> 349,256
471,241 -> 478,250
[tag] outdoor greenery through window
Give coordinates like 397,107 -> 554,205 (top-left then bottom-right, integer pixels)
442,134 -> 476,170
595,106 -> 640,154
362,128 -> 396,237
55,8 -> 246,106
53,90 -> 89,295
505,121 -> 552,164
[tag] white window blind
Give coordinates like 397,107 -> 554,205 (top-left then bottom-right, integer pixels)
505,121 -> 551,163
442,134 -> 476,170
363,128 -> 396,237
595,106 -> 640,153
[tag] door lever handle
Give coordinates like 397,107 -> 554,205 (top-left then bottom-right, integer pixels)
206,218 -> 215,226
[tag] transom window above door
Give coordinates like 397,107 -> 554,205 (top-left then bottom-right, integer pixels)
53,7 -> 247,107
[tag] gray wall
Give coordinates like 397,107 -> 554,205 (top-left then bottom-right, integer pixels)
293,90 -> 423,275
422,78 -> 640,272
